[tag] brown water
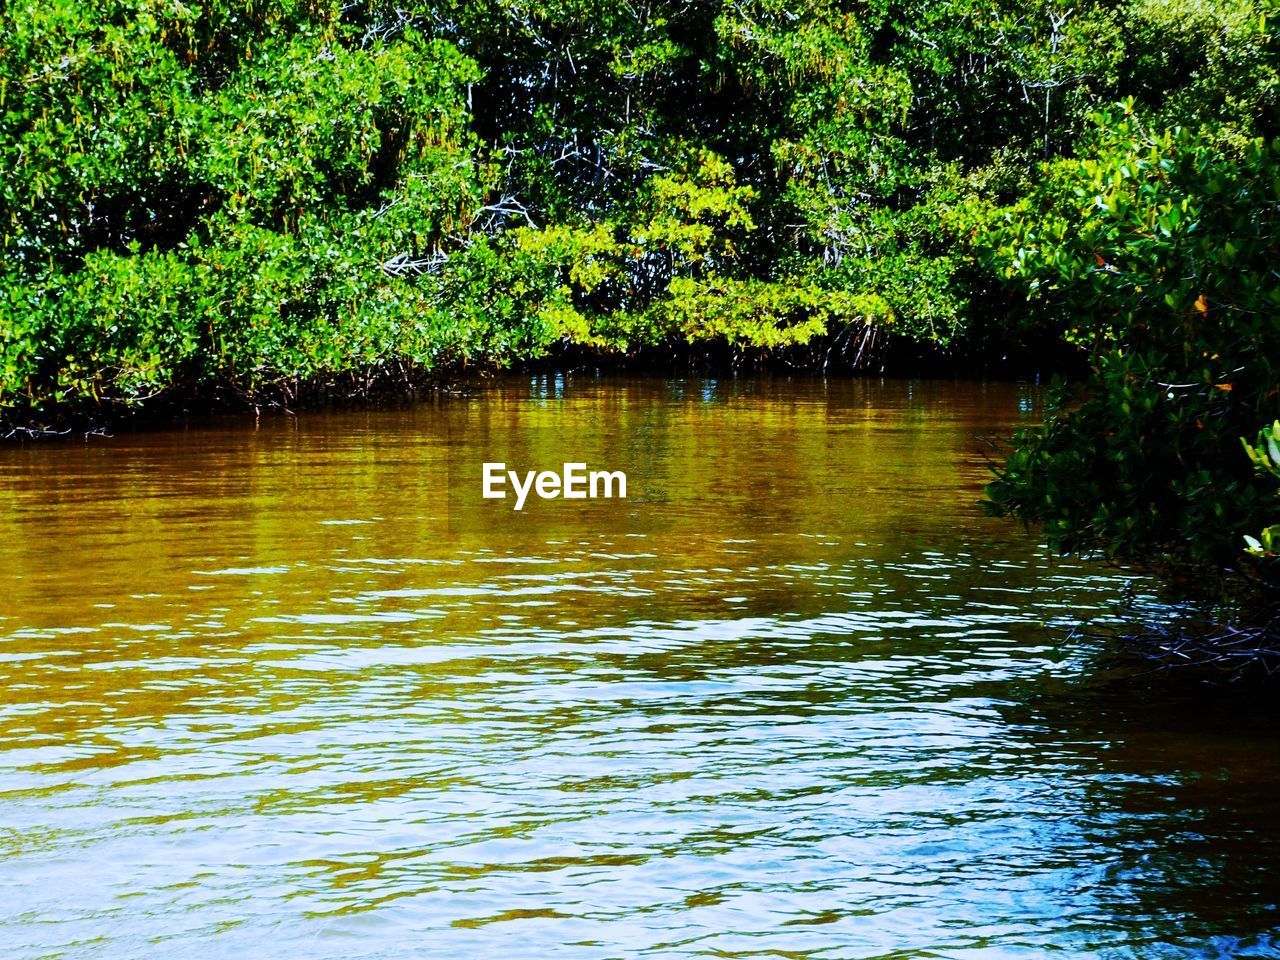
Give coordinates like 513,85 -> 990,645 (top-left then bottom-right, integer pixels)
1,375 -> 1278,959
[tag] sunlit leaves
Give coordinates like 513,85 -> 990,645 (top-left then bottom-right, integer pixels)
982,112 -> 1280,589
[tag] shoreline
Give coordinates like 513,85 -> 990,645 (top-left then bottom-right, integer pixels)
0,331 -> 1082,441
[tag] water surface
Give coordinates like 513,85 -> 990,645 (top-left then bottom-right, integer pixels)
1,376 -> 1278,959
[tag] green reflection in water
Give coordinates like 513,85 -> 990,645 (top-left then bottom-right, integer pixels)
0,376 -> 1277,959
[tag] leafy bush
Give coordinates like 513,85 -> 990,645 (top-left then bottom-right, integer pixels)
981,112 -> 1280,599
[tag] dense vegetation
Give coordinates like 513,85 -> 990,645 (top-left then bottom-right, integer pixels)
3,0 -> 1280,619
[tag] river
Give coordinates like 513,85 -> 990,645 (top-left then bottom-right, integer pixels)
1,375 -> 1277,958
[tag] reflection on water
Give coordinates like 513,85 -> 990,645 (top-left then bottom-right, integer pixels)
0,376 -> 1277,959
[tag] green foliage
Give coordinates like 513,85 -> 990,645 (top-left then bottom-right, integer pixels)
0,1 -> 497,421
3,0 -> 1280,454
201,30 -> 481,226
982,108 -> 1280,592
1243,421 -> 1280,558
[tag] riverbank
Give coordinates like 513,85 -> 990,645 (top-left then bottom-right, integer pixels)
0,326 -> 1084,440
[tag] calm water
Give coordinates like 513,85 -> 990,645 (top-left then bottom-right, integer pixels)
1,376 -> 1278,959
